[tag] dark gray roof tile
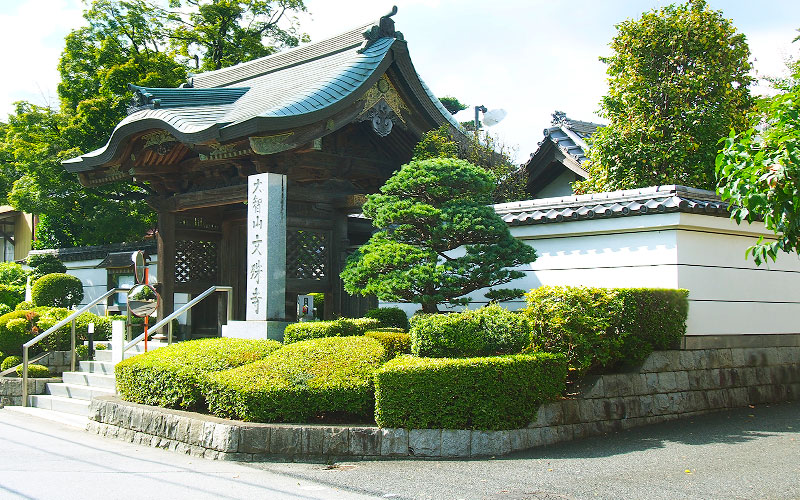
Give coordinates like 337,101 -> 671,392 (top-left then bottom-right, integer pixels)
495,185 -> 731,226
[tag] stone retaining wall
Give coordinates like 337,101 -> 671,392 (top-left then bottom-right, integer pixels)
87,346 -> 800,460
0,377 -> 61,406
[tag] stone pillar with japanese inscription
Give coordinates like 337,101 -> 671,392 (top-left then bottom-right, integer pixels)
246,172 -> 287,321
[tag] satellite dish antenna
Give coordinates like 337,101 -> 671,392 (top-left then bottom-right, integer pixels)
482,108 -> 507,127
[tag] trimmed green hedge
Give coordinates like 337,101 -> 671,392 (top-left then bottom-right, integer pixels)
1,355 -> 22,371
365,307 -> 410,330
16,364 -> 50,378
0,310 -> 38,357
410,304 -> 529,358
364,330 -> 411,359
26,254 -> 66,282
116,338 -> 281,411
374,353 -> 567,430
32,273 -> 83,308
34,308 -> 112,352
205,336 -> 387,422
283,317 -> 380,343
0,307 -> 112,357
524,286 -> 688,374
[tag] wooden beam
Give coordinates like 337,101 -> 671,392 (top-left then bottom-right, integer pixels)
167,184 -> 248,212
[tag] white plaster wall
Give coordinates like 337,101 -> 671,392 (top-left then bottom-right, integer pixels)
381,211 -> 800,337
674,214 -> 800,335
64,260 -> 158,316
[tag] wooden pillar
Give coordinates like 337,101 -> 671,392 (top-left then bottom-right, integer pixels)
157,210 -> 175,322
330,212 -> 349,318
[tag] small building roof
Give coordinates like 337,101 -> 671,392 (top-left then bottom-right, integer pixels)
64,8 -> 462,174
495,185 -> 730,226
27,241 -> 157,263
524,111 -> 603,196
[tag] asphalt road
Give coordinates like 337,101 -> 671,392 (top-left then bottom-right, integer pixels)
251,401 -> 800,500
1,401 -> 798,500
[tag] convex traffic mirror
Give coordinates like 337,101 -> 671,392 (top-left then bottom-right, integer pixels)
132,250 -> 146,284
127,284 -> 159,318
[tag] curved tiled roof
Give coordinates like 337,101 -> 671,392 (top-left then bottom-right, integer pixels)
64,11 -> 459,174
495,185 -> 731,226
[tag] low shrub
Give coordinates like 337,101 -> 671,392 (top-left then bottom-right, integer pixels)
615,288 -> 689,354
15,301 -> 34,311
115,338 -> 281,411
283,317 -> 380,343
16,364 -> 50,378
410,304 -> 529,358
32,273 -> 84,308
26,254 -> 67,282
0,310 -> 38,357
2,355 -> 22,371
33,308 -> 112,352
0,284 -> 25,310
205,336 -> 387,422
524,286 -> 688,374
374,353 -> 567,430
0,262 -> 28,287
364,330 -> 410,359
308,292 -> 325,318
364,307 -> 410,330
0,304 -> 10,316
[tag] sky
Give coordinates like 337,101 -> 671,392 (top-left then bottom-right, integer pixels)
0,0 -> 798,162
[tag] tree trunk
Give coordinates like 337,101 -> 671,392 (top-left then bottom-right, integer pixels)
420,302 -> 439,314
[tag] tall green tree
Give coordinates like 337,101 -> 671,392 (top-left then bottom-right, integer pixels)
413,124 -> 527,203
716,45 -> 800,265
1,0 -> 309,248
164,0 -> 308,71
575,0 -> 754,194
4,103 -> 155,248
341,158 -> 536,313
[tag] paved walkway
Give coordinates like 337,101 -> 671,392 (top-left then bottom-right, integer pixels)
0,407 -> 377,500
1,401 -> 798,500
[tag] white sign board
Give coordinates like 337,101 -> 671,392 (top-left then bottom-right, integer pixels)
246,173 -> 287,320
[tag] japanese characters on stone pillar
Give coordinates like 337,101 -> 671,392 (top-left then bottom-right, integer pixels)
246,173 -> 287,321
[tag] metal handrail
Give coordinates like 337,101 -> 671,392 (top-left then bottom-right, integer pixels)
22,287 -> 128,407
122,285 -> 233,354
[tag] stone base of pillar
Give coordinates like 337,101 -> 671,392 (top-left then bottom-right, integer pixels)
221,320 -> 290,342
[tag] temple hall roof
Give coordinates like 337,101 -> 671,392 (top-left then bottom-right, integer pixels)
64,8 -> 462,174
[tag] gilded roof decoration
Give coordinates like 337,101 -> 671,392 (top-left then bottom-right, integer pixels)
142,131 -> 179,155
358,75 -> 410,125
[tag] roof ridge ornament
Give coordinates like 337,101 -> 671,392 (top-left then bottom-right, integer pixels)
551,110 -> 570,127
358,6 -> 404,53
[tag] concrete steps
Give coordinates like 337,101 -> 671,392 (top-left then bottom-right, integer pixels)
27,341 -> 167,417
28,395 -> 91,416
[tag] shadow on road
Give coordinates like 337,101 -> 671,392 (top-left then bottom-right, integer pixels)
502,401 -> 799,461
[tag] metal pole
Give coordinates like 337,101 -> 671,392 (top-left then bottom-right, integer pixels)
168,320 -> 173,345
225,288 -> 233,326
22,346 -> 28,407
70,319 -> 76,372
